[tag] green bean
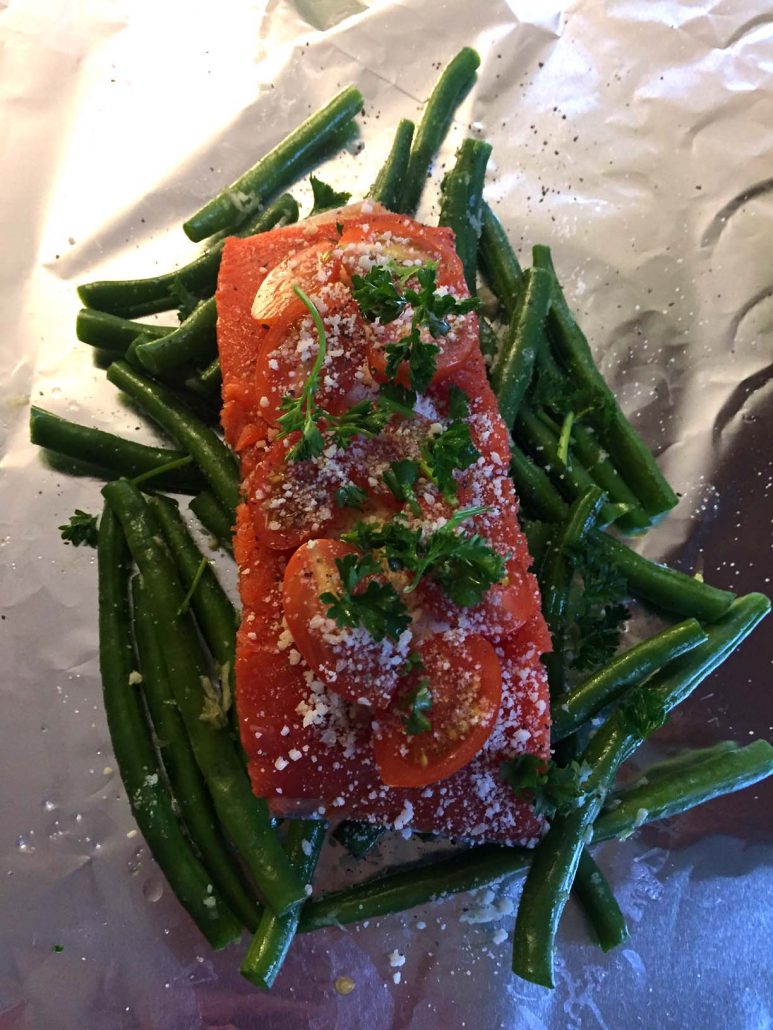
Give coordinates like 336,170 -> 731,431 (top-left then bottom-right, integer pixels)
78,194 -> 299,319
478,202 -> 523,318
300,732 -> 773,933
513,592 -> 769,987
570,421 -> 650,534
514,403 -> 621,527
398,48 -> 481,216
102,480 -> 304,915
533,245 -> 678,520
106,361 -> 239,511
369,119 -> 415,210
97,504 -> 241,948
147,494 -> 238,706
438,138 -> 492,293
29,405 -> 206,494
135,297 -> 217,376
199,357 -> 222,394
333,820 -> 386,859
241,820 -> 326,989
189,490 -> 234,552
509,444 -> 569,523
573,850 -> 629,952
183,87 -> 364,242
615,741 -> 740,793
551,618 -> 709,741
595,739 -> 773,841
131,576 -> 259,932
76,309 -> 171,353
591,532 -> 735,623
491,267 -> 552,426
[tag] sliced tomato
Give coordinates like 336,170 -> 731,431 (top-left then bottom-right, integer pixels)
246,436 -> 342,550
255,285 -> 371,425
372,632 -> 502,788
282,539 -> 414,709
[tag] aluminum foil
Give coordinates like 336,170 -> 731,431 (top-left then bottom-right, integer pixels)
1,0 -> 771,1027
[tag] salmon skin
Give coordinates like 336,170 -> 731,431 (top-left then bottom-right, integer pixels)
216,201 -> 551,845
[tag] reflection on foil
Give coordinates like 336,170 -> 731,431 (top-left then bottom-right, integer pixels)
1,0 -> 772,1027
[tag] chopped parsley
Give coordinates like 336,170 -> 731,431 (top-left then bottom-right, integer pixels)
400,680 -> 432,736
351,262 -> 479,394
343,506 -> 505,608
565,536 -> 630,675
320,552 -> 411,643
422,420 -> 479,499
501,754 -> 592,819
59,509 -> 98,548
383,459 -> 421,516
309,175 -> 351,216
277,287 -> 393,462
334,482 -> 367,510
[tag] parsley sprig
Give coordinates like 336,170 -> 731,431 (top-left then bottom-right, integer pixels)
501,754 -> 593,819
320,552 -> 411,643
400,679 -> 433,736
351,262 -> 479,393
309,175 -> 351,216
343,506 -> 505,607
276,286 -> 393,462
59,510 -> 98,548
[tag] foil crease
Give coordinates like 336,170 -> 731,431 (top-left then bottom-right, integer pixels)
1,1 -> 771,1027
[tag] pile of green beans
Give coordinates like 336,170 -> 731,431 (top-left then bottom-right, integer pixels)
29,43 -> 772,995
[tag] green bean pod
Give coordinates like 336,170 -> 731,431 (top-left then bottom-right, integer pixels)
97,505 -> 242,948
147,494 -> 238,703
76,309 -> 171,353
29,405 -> 206,494
369,119 -> 415,210
199,357 -> 223,395
573,849 -> 629,952
102,479 -> 305,916
131,576 -> 259,931
438,137 -> 492,293
241,820 -> 326,989
189,490 -> 235,552
398,48 -> 481,215
533,245 -> 678,520
595,739 -> 773,841
184,87 -> 364,242
491,267 -> 552,427
478,201 -> 523,318
78,194 -> 299,319
509,445 -> 569,524
591,532 -> 735,623
551,618 -> 709,741
106,361 -> 239,512
135,297 -> 217,376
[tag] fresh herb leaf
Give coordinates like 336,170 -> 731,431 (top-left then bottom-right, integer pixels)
385,327 -> 440,394
59,509 -> 98,548
501,754 -> 592,818
335,482 -> 367,510
351,265 -> 409,323
408,264 -> 479,339
326,399 -> 391,448
342,506 -> 504,608
320,553 -> 411,643
400,650 -> 425,676
378,382 -> 417,417
276,287 -> 329,462
309,175 -> 351,216
422,421 -> 480,499
620,686 -> 668,739
447,385 -> 471,419
400,679 -> 432,736
51,944 -> 64,953
566,537 -> 630,675
383,459 -> 421,516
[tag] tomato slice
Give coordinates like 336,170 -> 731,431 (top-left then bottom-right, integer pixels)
372,632 -> 502,788
282,539 -> 415,709
255,284 -> 371,425
337,216 -> 478,388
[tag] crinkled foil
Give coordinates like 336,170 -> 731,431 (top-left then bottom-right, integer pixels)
1,1 -> 771,1027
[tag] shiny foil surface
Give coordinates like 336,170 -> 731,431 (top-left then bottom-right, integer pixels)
1,1 -> 772,1027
